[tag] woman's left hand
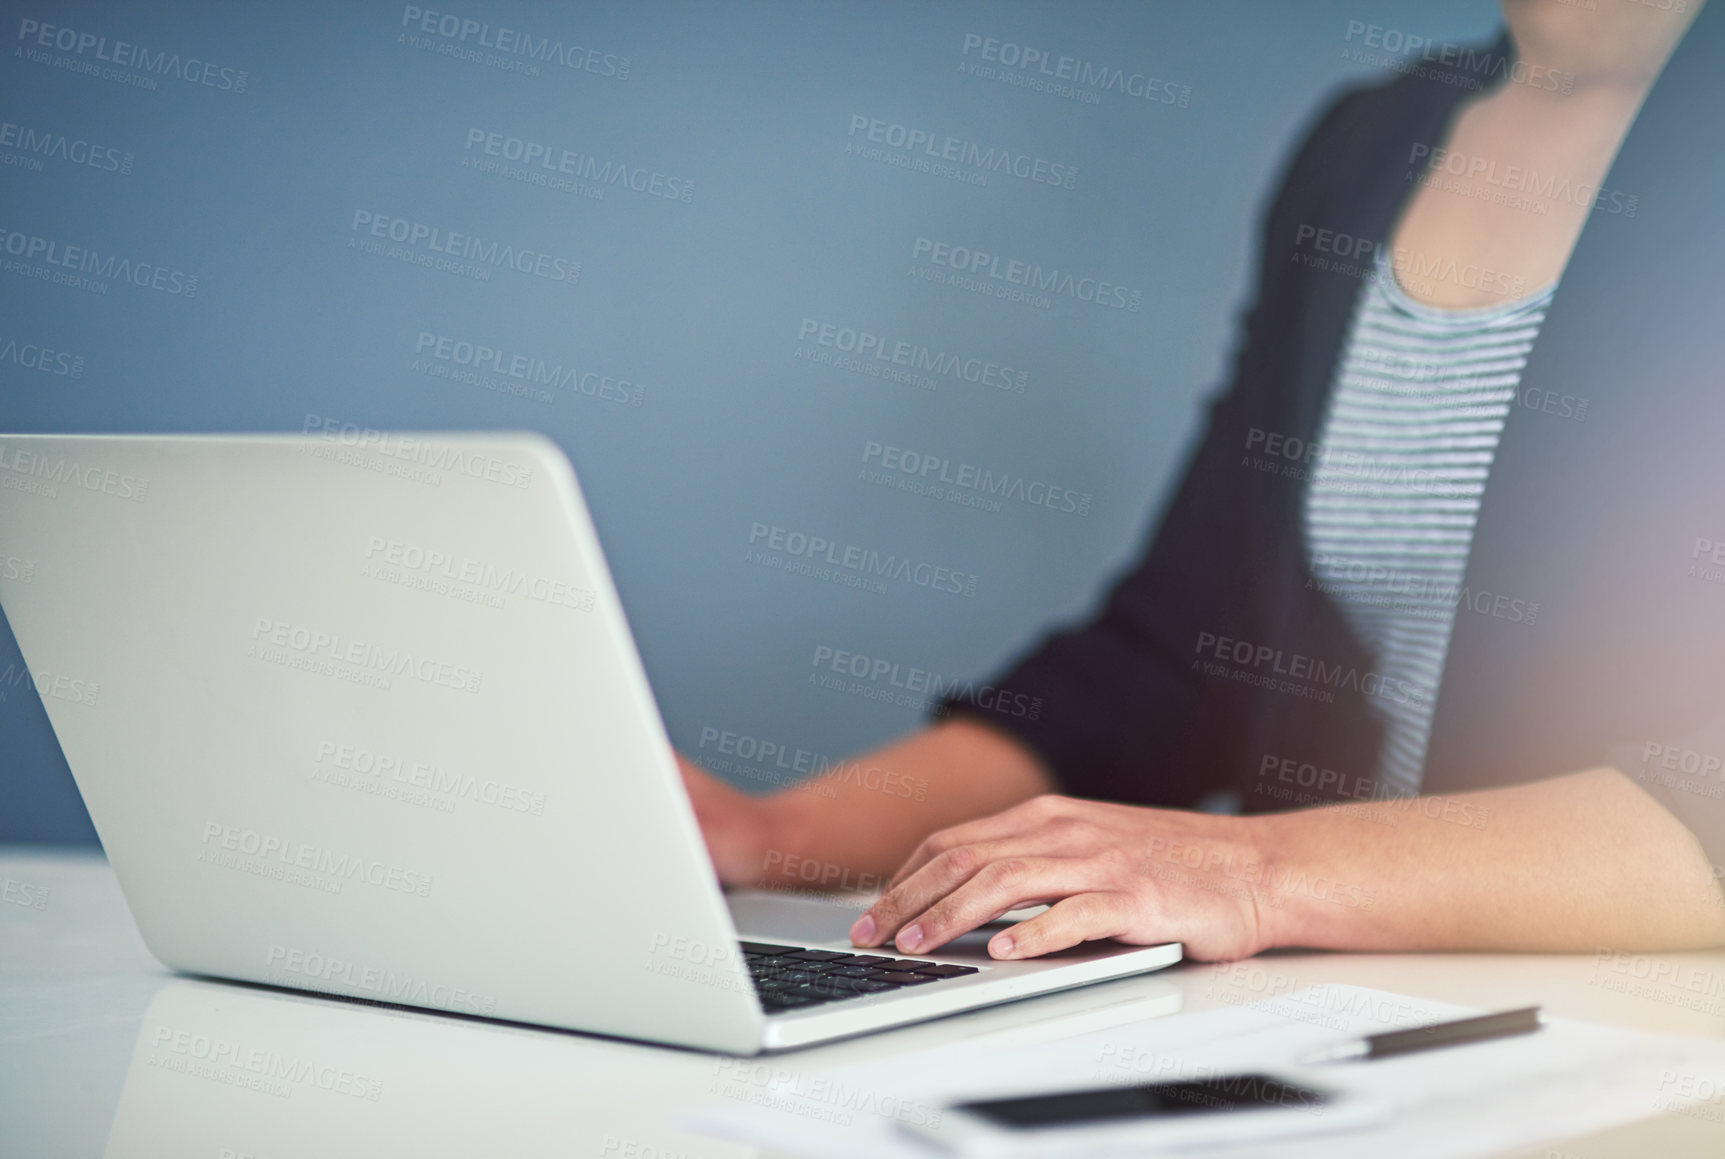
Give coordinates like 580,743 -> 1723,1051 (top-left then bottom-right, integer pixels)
846,794 -> 1278,962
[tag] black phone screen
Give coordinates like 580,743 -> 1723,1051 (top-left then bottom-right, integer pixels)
958,1074 -> 1331,1128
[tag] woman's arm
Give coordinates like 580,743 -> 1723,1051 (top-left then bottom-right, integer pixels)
1258,767 -> 1725,952
845,768 -> 1725,961
677,717 -> 1054,888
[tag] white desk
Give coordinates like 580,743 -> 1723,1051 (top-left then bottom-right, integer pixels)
4,848 -> 1724,1158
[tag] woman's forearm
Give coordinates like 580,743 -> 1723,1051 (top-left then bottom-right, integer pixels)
757,718 -> 1054,887
1256,767 -> 1725,952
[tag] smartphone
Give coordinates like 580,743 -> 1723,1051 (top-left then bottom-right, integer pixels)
900,1073 -> 1387,1157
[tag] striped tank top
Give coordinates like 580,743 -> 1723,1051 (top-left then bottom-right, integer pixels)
1302,248 -> 1557,797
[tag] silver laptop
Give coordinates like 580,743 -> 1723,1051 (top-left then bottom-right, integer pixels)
0,430 -> 1181,1053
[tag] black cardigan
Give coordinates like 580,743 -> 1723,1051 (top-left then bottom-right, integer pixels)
944,10 -> 1725,869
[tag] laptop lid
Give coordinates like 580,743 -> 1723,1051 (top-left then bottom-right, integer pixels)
0,431 -> 764,1053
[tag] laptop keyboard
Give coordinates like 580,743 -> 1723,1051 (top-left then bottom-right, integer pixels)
740,940 -> 979,1013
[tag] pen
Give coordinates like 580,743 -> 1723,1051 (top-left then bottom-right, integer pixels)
1301,1005 -> 1543,1064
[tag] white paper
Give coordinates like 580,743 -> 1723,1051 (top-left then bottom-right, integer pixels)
682,985 -> 1725,1158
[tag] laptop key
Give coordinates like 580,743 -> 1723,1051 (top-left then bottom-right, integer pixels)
836,955 -> 896,967
912,964 -> 979,978
739,941 -> 803,956
880,959 -> 937,971
868,970 -> 939,985
785,950 -> 851,962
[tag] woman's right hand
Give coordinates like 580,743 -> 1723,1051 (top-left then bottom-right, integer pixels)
675,754 -> 792,886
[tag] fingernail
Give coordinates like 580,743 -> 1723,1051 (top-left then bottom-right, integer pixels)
990,933 -> 1015,958
849,913 -> 876,945
898,924 -> 924,953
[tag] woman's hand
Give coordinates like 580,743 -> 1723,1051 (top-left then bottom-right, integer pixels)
676,754 -> 795,886
846,794 -> 1275,963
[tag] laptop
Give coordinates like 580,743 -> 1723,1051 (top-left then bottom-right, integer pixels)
0,430 -> 1181,1053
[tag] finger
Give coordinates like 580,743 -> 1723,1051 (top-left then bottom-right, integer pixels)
986,891 -> 1132,960
888,795 -> 1075,888
852,841 -> 1006,947
855,836 -> 1077,947
888,856 -> 1102,955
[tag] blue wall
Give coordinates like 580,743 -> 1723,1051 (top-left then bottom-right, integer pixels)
0,0 -> 1500,843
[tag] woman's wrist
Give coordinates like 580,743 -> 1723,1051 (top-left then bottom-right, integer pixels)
751,783 -> 820,886
1242,805 -> 1402,953
1231,810 -> 1323,953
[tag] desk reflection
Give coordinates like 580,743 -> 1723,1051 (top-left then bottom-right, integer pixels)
101,980 -> 751,1159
